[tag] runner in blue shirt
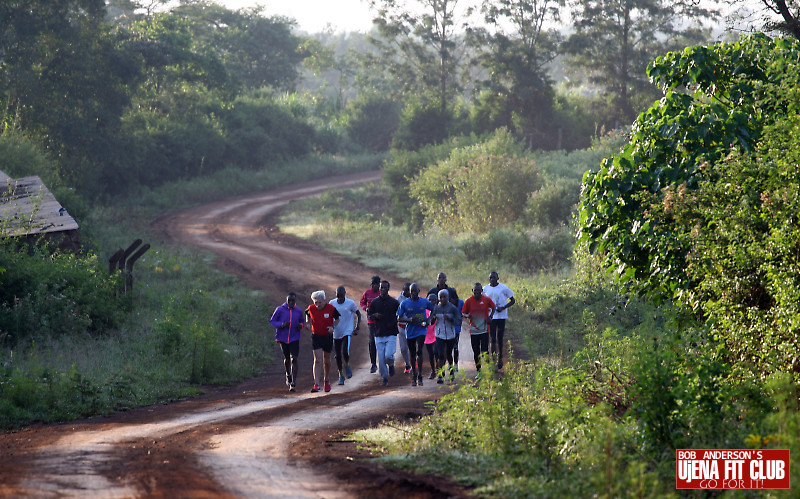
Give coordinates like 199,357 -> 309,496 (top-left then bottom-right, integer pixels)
397,283 -> 434,386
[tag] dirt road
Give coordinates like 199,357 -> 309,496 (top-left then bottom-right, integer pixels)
0,172 -> 472,498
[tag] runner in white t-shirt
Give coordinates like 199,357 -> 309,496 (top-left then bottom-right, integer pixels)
481,271 -> 515,370
331,286 -> 361,385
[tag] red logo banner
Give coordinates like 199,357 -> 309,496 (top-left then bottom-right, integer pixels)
676,449 -> 790,489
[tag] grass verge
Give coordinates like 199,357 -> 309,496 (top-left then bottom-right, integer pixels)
0,153 -> 383,428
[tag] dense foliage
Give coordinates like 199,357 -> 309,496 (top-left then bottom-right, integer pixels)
578,34 -> 800,380
410,129 -> 540,233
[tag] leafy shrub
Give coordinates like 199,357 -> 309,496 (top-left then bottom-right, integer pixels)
344,92 -> 401,151
460,227 -> 574,271
220,91 -> 315,168
383,134 -> 482,228
0,246 -> 126,341
578,34 -> 800,301
663,115 -> 800,381
0,131 -> 60,187
580,35 -> 800,382
118,107 -> 227,189
410,129 -> 540,232
524,177 -> 581,227
392,96 -> 454,151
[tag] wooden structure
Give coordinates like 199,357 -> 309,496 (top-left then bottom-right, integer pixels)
0,173 -> 80,252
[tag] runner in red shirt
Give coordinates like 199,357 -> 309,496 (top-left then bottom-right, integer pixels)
461,283 -> 495,374
306,290 -> 340,393
360,275 -> 381,373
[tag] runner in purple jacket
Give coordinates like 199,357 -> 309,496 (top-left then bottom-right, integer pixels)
270,293 -> 305,391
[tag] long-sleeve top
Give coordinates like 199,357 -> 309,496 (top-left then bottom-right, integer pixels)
360,288 -> 380,324
270,302 -> 304,343
367,294 -> 400,337
433,301 -> 461,341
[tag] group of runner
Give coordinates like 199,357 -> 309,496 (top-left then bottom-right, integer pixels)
269,271 -> 515,393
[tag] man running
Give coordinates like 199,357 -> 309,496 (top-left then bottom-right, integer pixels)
461,283 -> 495,374
482,271 -> 515,369
428,272 -> 461,371
428,272 -> 459,306
305,290 -> 340,393
331,286 -> 361,385
396,282 -> 413,373
360,276 -> 381,373
269,293 -> 305,392
367,280 -> 400,386
397,283 -> 435,386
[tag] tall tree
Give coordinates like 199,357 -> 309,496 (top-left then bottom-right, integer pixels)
170,2 -> 307,93
468,0 -> 563,146
565,0 -> 714,123
0,0 -> 140,189
764,0 -> 800,39
367,0 -> 466,114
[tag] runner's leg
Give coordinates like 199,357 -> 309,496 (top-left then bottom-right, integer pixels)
313,348 -> 323,386
495,319 -> 506,368
333,338 -> 344,373
470,334 -> 482,370
368,323 -> 378,370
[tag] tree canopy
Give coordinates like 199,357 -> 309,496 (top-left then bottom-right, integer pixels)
578,34 -> 800,379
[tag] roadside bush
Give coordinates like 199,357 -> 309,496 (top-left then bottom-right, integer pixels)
0,246 -> 125,341
344,93 -> 401,151
383,134 -> 482,228
119,107 -> 226,189
523,177 -> 580,227
220,91 -> 315,169
392,96 -> 454,151
410,129 -> 540,233
0,131 -> 60,187
460,227 -> 573,271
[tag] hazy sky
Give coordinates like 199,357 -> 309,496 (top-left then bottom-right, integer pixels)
219,0 -> 375,33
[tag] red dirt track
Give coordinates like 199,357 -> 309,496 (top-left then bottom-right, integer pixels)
0,172 -> 471,498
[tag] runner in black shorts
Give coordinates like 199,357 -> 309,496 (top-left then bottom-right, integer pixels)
305,290 -> 340,393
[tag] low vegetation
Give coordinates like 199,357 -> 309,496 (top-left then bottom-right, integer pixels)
0,151 -> 381,428
278,36 -> 800,497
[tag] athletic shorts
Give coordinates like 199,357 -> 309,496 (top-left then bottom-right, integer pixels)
311,333 -> 333,352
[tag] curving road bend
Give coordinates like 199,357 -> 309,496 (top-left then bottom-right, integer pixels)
0,171 -> 475,498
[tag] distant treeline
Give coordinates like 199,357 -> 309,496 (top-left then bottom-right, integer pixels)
1,0 -> 730,202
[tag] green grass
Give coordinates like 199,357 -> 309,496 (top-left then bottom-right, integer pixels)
0,153 -> 381,428
275,174 -> 800,498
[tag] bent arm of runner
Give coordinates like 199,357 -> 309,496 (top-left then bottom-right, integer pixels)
497,296 -> 515,312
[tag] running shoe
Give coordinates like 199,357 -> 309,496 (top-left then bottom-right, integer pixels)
345,365 -> 353,378
286,376 -> 292,388
311,384 -> 320,393
288,384 -> 295,392
417,374 -> 423,386
338,375 -> 345,385
454,363 -> 459,372
411,378 -> 417,387
388,363 -> 395,376
428,372 -> 436,380
437,376 -> 444,384
403,366 -> 411,374
370,364 -> 378,373
324,380 -> 331,392
382,377 -> 389,386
